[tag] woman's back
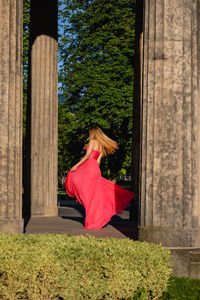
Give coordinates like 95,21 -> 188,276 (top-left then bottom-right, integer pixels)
91,139 -> 103,153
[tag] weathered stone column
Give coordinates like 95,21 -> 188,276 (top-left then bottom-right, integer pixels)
0,0 -> 23,233
139,0 -> 200,248
28,0 -> 58,216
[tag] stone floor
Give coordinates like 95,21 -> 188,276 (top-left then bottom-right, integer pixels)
24,200 -> 138,239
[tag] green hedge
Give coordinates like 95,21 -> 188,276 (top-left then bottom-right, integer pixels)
0,234 -> 172,300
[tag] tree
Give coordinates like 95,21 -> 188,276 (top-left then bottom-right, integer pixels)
58,0 -> 136,179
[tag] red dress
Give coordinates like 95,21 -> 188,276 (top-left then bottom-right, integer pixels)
65,148 -> 134,229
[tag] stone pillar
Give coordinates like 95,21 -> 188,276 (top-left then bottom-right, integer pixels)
29,0 -> 58,216
0,0 -> 23,233
139,0 -> 200,248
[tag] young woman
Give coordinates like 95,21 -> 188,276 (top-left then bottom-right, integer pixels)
65,126 -> 134,229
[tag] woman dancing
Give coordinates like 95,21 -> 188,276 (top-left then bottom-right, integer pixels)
65,126 -> 134,229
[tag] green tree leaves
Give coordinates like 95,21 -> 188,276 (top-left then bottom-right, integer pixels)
22,0 -> 136,180
58,0 -> 136,179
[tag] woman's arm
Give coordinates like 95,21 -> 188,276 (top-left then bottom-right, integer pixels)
97,151 -> 103,166
71,140 -> 94,172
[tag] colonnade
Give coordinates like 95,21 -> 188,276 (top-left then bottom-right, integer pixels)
0,1 -> 200,259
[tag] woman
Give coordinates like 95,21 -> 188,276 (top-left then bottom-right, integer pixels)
65,126 -> 134,229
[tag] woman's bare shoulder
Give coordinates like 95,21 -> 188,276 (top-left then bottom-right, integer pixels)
93,139 -> 103,152
88,139 -> 95,146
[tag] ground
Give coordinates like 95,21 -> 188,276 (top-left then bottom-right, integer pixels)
25,199 -> 137,239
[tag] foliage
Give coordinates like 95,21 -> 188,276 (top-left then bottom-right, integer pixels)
58,0 -> 136,179
161,276 -> 200,300
0,234 -> 172,300
23,0 -> 30,137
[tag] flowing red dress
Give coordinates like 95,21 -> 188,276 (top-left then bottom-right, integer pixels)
65,148 -> 134,229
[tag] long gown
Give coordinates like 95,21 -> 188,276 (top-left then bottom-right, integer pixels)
65,147 -> 134,229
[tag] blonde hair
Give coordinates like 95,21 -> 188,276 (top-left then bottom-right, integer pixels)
89,126 -> 118,156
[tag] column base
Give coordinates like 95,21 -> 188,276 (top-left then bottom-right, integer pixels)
0,219 -> 24,234
44,206 -> 58,217
165,247 -> 200,279
31,206 -> 58,217
139,226 -> 200,247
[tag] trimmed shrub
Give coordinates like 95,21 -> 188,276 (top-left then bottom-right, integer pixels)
0,234 -> 172,299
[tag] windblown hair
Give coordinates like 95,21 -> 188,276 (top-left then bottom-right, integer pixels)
89,126 -> 118,156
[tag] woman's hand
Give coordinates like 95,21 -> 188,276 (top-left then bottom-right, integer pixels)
71,165 -> 78,172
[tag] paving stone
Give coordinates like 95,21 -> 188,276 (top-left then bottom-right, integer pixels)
25,202 -> 137,239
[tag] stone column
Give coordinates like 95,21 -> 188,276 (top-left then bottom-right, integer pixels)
28,0 -> 58,216
0,0 -> 23,233
139,0 -> 200,248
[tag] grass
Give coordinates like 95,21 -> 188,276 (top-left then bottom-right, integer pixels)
58,188 -> 66,195
162,276 -> 200,300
